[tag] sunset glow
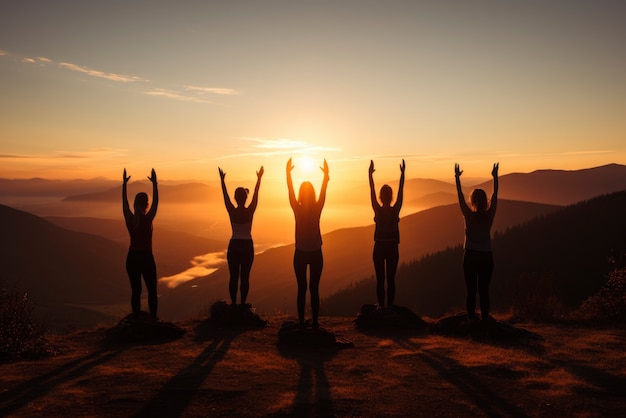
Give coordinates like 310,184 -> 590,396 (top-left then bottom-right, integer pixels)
0,1 -> 624,185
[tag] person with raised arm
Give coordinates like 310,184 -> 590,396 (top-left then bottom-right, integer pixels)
219,166 -> 264,306
369,159 -> 405,308
455,162 -> 499,322
122,168 -> 159,320
287,158 -> 329,328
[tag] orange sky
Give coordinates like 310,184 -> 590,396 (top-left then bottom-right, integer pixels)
1,1 -> 625,183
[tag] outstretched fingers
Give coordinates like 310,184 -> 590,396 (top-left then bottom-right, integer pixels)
147,168 -> 157,183
492,162 -> 499,177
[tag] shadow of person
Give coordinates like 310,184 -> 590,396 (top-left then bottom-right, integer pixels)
277,339 -> 337,418
133,323 -> 241,418
419,349 -> 528,417
0,345 -> 127,416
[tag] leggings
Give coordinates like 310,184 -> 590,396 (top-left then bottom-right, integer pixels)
463,249 -> 493,319
126,250 -> 158,318
293,249 -> 323,325
227,239 -> 254,305
373,241 -> 399,307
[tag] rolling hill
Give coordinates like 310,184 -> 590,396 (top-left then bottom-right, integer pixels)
323,191 -> 626,318
158,199 -> 559,320
0,204 -> 130,327
44,216 -> 225,278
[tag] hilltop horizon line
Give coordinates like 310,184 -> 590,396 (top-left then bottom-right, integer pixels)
1,162 -> 624,183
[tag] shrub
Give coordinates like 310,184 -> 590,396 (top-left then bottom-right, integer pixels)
510,272 -> 566,322
573,268 -> 626,325
0,281 -> 49,362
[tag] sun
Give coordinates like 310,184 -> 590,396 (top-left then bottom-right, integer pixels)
298,156 -> 316,173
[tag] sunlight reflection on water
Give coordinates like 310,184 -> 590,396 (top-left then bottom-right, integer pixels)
160,251 -> 226,288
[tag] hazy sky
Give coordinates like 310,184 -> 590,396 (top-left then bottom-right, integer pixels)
1,0 -> 625,182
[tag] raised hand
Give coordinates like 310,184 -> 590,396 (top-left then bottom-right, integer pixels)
492,162 -> 499,178
369,160 -> 375,175
148,168 -> 157,184
123,168 -> 131,184
455,163 -> 463,178
286,158 -> 294,173
321,159 -> 329,179
219,167 -> 226,180
257,166 -> 264,179
400,159 -> 406,174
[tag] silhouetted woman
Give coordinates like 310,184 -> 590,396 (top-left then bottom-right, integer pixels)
122,168 -> 159,320
219,166 -> 264,306
455,162 -> 499,322
287,157 -> 329,327
369,159 -> 405,308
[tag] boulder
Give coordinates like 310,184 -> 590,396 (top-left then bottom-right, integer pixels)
354,304 -> 428,330
209,300 -> 268,329
106,312 -> 185,343
432,312 -> 543,346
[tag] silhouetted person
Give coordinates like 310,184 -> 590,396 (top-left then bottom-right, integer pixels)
219,166 -> 264,306
287,158 -> 330,328
122,168 -> 159,320
455,162 -> 499,322
369,159 -> 405,307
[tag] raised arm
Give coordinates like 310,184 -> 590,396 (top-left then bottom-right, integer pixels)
248,166 -> 264,213
286,158 -> 298,210
455,163 -> 471,216
218,167 -> 235,213
395,159 -> 406,210
368,160 -> 379,210
146,168 -> 159,219
122,168 -> 132,219
490,162 -> 499,213
317,159 -> 330,209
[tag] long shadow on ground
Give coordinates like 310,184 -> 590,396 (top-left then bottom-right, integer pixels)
132,320 -> 242,418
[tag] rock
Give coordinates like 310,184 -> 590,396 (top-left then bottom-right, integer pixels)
209,300 -> 268,329
354,304 -> 428,330
277,321 -> 354,349
432,312 -> 543,346
106,312 -> 185,343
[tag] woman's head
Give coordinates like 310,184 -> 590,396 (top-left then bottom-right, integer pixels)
298,181 -> 316,206
470,188 -> 488,212
234,187 -> 249,206
379,184 -> 393,206
134,192 -> 149,214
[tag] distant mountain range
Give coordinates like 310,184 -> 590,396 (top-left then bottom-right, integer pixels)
3,163 -> 625,208
2,163 -> 626,327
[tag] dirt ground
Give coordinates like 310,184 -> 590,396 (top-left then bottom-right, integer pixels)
1,316 -> 625,417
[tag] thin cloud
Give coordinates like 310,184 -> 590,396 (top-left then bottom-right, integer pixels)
563,150 -> 613,156
1,149 -> 127,160
184,85 -> 240,95
22,58 -> 36,64
245,138 -> 311,150
0,50 -> 7,56
37,57 -> 52,63
0,154 -> 29,159
58,62 -> 147,83
144,88 -> 213,104
218,137 -> 341,158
